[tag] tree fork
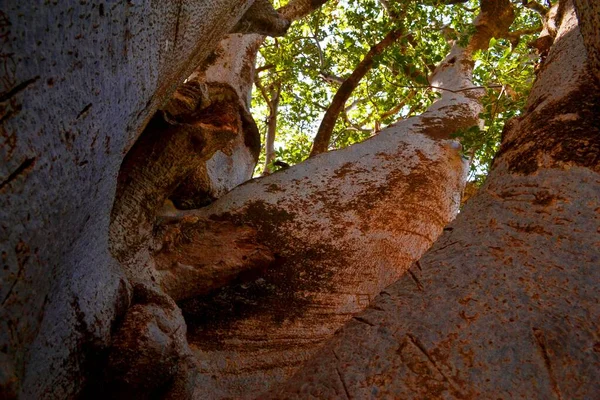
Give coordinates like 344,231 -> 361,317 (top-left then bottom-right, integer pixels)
268,1 -> 600,397
146,7 -> 520,397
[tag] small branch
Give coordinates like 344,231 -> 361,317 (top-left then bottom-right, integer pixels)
522,0 -> 549,17
508,26 -> 543,37
278,0 -> 329,21
254,74 -> 275,113
321,72 -> 345,85
504,25 -> 543,46
308,24 -> 327,74
310,27 -> 404,156
262,83 -> 281,175
341,107 -> 371,133
345,98 -> 364,112
256,64 -> 275,74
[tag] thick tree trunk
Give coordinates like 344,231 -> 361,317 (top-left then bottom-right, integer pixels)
157,109 -> 469,399
267,2 -> 600,398
185,34 -> 264,201
100,32 -> 265,399
94,2 -> 514,398
110,34 -> 265,258
147,5 -> 517,396
0,1 -> 257,397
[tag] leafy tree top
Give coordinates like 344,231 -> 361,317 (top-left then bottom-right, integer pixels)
253,0 -> 543,182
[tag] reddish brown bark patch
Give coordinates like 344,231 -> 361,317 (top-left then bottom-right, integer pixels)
182,201 -> 341,349
498,79 -> 600,174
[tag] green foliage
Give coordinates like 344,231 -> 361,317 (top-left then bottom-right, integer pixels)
460,11 -> 539,184
252,0 -> 541,180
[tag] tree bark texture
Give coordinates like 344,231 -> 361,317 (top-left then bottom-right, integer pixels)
103,2 -> 515,397
0,1 -> 257,397
156,116 -> 468,398
267,2 -> 600,398
189,34 -> 265,201
109,34 -> 264,275
261,82 -> 281,175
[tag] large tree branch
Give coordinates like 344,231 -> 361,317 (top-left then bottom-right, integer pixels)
311,0 -> 515,157
268,4 -> 600,398
231,0 -> 291,36
309,28 -> 404,156
278,0 -> 329,21
139,4 -> 519,398
156,92 -> 470,395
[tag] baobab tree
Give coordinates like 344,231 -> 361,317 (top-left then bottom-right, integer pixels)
0,0 -> 597,399
267,0 -> 600,397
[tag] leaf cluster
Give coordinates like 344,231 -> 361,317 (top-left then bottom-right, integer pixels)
252,0 -> 541,180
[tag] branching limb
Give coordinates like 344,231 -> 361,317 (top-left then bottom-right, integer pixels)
263,83 -> 281,175
310,27 -> 404,156
504,25 -> 543,46
522,0 -> 549,17
321,72 -> 345,85
256,63 -> 275,73
232,0 -> 291,36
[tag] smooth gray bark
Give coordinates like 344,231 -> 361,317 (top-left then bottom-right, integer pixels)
0,1 -> 255,397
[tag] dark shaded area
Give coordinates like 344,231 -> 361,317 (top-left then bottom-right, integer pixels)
231,0 -> 291,36
181,201 -> 339,350
498,78 -> 600,174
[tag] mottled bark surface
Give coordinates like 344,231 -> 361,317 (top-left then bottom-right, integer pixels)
102,32 -> 265,399
0,1 -> 255,397
169,34 -> 264,211
148,20 -> 512,387
110,83 -> 243,267
161,126 -> 467,398
119,3 -> 517,397
268,3 -> 600,398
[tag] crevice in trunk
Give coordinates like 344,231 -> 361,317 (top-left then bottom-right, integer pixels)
101,69 -> 261,398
